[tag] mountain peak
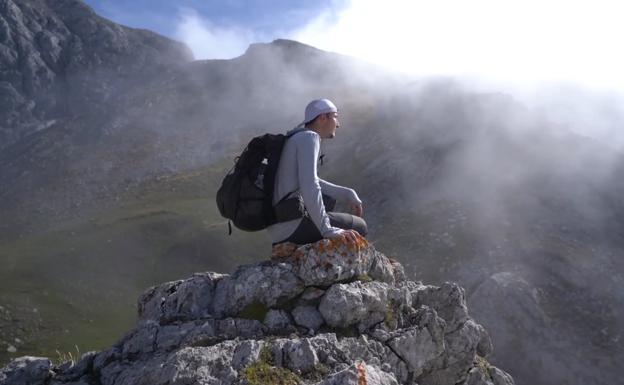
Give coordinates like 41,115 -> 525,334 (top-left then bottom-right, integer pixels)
242,38 -> 329,60
250,39 -> 322,51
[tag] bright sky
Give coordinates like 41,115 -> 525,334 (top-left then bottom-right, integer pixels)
83,0 -> 624,90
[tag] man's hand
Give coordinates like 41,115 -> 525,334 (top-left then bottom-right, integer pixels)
327,229 -> 360,243
349,202 -> 363,217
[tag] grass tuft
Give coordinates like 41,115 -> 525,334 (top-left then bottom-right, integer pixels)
242,345 -> 300,385
55,345 -> 80,365
475,355 -> 491,375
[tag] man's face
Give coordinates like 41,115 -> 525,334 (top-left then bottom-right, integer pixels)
320,112 -> 340,139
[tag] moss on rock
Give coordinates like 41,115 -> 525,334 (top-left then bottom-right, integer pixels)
242,345 -> 301,385
238,301 -> 269,322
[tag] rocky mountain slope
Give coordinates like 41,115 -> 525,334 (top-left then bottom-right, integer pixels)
0,240 -> 514,385
1,1 -> 623,385
0,0 -> 192,150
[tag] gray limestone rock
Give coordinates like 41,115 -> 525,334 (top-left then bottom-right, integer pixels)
215,318 -> 267,340
418,320 -> 490,385
231,340 -> 263,370
0,356 -> 52,385
264,309 -> 296,334
181,319 -> 217,347
49,377 -> 92,385
282,338 -> 319,374
369,251 -> 406,284
138,272 -> 226,324
447,320 -> 489,365
387,307 -> 446,378
141,344 -> 239,385
489,366 -> 515,385
337,335 -> 409,383
319,281 -> 389,329
289,241 -> 403,287
117,318 -> 265,360
315,363 -> 399,385
413,282 -> 469,332
52,351 -> 96,382
462,367 -> 494,385
97,360 -> 127,385
155,322 -> 198,352
0,243 -> 514,385
268,335 -> 333,373
121,323 -> 158,358
212,263 -> 305,317
92,346 -> 121,374
468,271 -> 555,385
160,246 -> 405,323
300,287 -> 326,302
475,322 -> 493,357
292,305 -> 325,332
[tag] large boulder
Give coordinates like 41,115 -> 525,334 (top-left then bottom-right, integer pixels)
0,356 -> 51,385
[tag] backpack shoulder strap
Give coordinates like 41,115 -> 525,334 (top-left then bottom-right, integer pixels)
286,127 -> 309,138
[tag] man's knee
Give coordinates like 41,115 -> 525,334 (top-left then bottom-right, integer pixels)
353,216 -> 367,237
328,212 -> 368,237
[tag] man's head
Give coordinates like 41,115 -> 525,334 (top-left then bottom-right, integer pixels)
302,99 -> 340,139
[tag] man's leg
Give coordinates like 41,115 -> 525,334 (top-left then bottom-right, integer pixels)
279,217 -> 323,245
280,212 -> 367,245
328,212 -> 368,237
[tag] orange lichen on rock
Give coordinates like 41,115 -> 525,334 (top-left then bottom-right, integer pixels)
312,234 -> 369,253
357,362 -> 367,385
347,234 -> 369,252
328,238 -> 341,249
271,242 -> 298,260
271,235 -> 370,264
291,249 -> 306,262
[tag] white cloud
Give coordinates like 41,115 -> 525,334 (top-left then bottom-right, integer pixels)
172,0 -> 624,90
171,1 -> 624,150
290,0 -> 624,90
174,8 -> 259,60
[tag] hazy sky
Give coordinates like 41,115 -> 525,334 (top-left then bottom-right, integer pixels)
83,0 -> 624,92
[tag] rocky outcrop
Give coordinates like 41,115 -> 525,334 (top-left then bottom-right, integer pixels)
0,238 -> 513,385
0,0 -> 192,150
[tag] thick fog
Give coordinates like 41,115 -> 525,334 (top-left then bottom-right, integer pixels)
175,42 -> 624,385
174,0 -> 624,150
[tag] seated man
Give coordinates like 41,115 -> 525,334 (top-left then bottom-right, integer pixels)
268,98 -> 367,245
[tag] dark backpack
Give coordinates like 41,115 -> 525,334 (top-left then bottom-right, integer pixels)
216,131 -> 300,233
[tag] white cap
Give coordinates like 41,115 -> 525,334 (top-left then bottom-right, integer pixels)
300,98 -> 338,126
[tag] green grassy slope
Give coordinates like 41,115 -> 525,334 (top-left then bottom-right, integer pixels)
0,163 -> 270,364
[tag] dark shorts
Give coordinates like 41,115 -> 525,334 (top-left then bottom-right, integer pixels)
276,212 -> 368,245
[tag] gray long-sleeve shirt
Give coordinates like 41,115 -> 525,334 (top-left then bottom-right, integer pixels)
266,128 -> 362,243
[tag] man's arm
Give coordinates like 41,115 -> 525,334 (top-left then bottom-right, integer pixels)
318,178 -> 363,217
296,132 -> 343,238
318,178 -> 362,204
